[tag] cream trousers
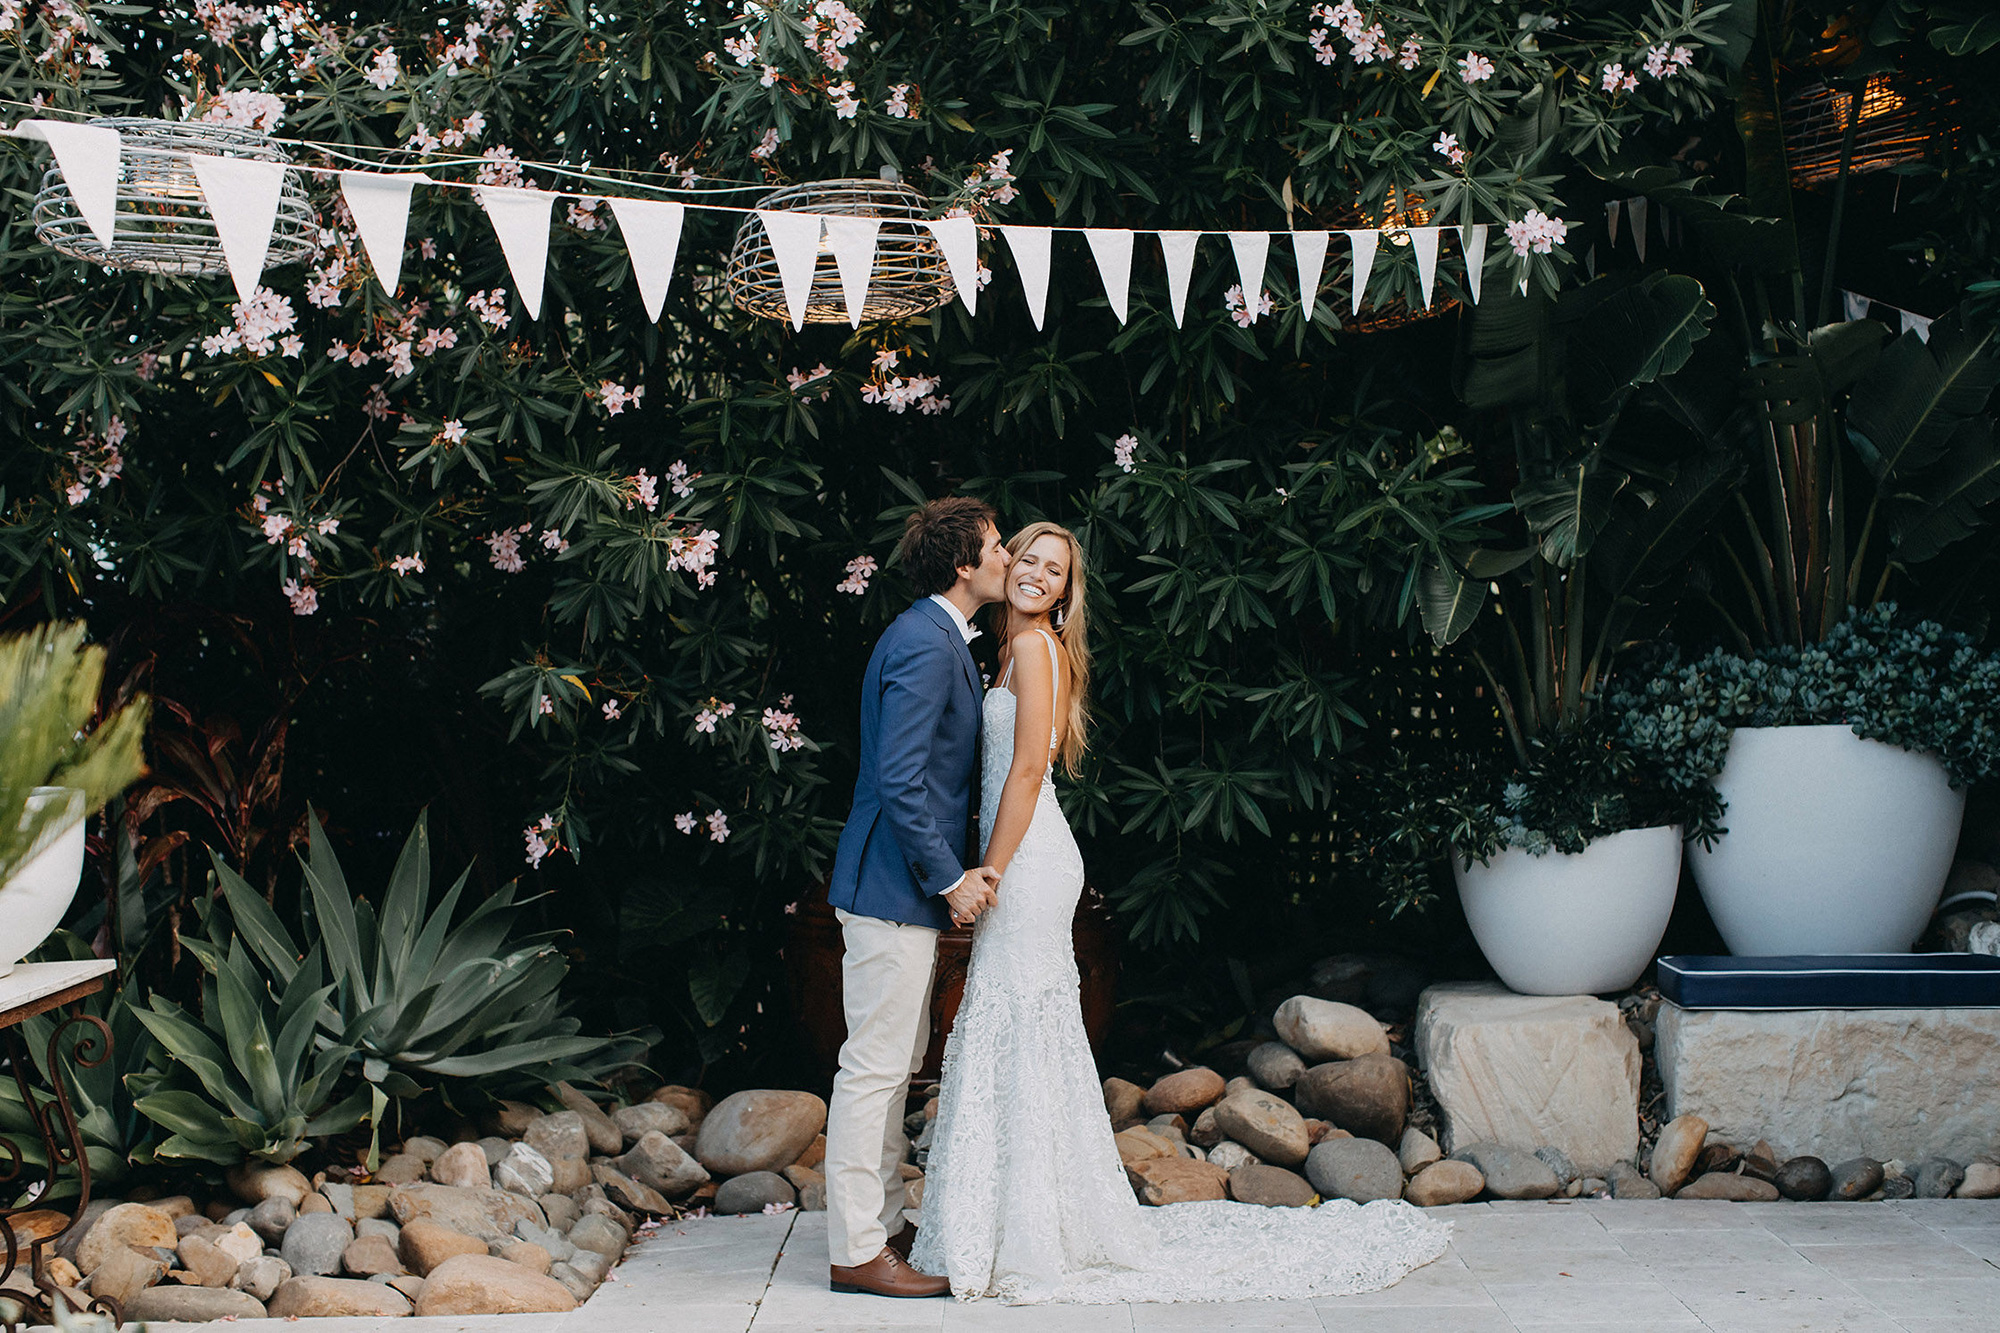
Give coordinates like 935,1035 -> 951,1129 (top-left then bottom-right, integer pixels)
824,908 -> 938,1267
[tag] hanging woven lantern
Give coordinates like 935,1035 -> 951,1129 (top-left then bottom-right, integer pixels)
31,117 -> 318,276
1783,72 -> 1957,189
1327,190 -> 1460,333
725,178 -> 956,324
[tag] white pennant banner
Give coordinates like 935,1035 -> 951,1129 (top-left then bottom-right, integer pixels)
757,208 -> 823,331
1291,230 -> 1330,316
1902,309 -> 1933,341
340,170 -> 425,296
1083,228 -> 1134,325
821,214 -> 881,328
1158,231 -> 1198,328
478,187 -> 557,320
1411,226 -> 1442,310
919,216 -> 979,315
1458,224 -> 1489,305
1345,229 -> 1379,316
11,119 -> 120,248
1628,198 -> 1649,263
1227,230 -> 1270,324
1605,200 -> 1622,250
1001,225 -> 1051,330
189,154 -> 291,305
1842,289 -> 1870,323
607,196 -> 685,323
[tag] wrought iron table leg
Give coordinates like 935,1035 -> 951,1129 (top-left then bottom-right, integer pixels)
0,1010 -> 118,1331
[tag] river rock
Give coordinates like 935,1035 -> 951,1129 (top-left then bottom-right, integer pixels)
493,1141 -> 555,1198
1228,1164 -> 1315,1207
1126,1156 -> 1228,1205
1273,995 -> 1389,1062
612,1102 -> 689,1145
1210,1090 -> 1309,1167
429,1141 -> 492,1190
1915,1158 -> 1965,1198
1535,1146 -> 1580,1187
1189,1107 -> 1224,1149
1398,1128 -> 1442,1174
1775,1156 -> 1832,1201
229,1256 -> 290,1302
398,1217 -> 488,1275
413,1252 -> 578,1316
1102,1077 -> 1147,1125
1677,1172 -> 1779,1201
267,1275 -> 413,1318
341,1233 -> 404,1277
555,1081 -> 624,1156
1957,1162 -> 2000,1198
1246,1041 -> 1307,1091
279,1213 -> 353,1277
593,1164 -> 672,1214
547,1260 -> 593,1302
1608,1161 -> 1661,1200
1455,1143 -> 1559,1200
1304,1137 -> 1404,1203
498,1239 -> 552,1274
126,1284 -> 267,1321
525,1111 -> 589,1163
1293,1054 -> 1411,1144
647,1084 -> 713,1126
1830,1157 -> 1885,1200
1115,1126 -> 1180,1164
226,1162 -> 312,1207
245,1196 -> 296,1247
386,1184 -> 545,1245
1143,1068 -> 1226,1117
376,1153 -> 428,1184
1406,1159 -> 1484,1206
566,1213 -> 629,1263
612,1130 -> 710,1197
175,1233 -> 239,1288
298,1192 -> 333,1214
695,1090 -> 828,1176
212,1221 -> 263,1266
77,1203 -> 178,1275
86,1245 -> 165,1307
714,1170 -> 796,1215
1207,1141 -> 1260,1172
1648,1115 -> 1708,1195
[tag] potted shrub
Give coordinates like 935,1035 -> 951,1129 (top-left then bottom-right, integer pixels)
0,623 -> 148,976
1608,606 -> 2000,954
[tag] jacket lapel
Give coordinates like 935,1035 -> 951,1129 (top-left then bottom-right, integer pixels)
913,598 -> 982,702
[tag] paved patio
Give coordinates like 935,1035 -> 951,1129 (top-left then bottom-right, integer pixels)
112,1198 -> 2000,1333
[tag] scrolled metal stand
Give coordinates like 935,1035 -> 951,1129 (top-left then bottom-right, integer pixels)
0,984 -> 119,1332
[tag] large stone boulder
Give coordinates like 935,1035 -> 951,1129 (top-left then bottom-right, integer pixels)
85,1246 -> 164,1307
266,1275 -> 413,1318
1293,1054 -> 1411,1145
612,1102 -> 689,1145
493,1142 -> 555,1198
1647,1114 -> 1707,1195
695,1090 -> 827,1176
1414,982 -> 1640,1177
1126,1157 -> 1228,1205
1304,1137 -> 1404,1203
611,1130 -> 710,1197
386,1184 -> 545,1244
226,1162 -> 312,1207
279,1213 -> 353,1277
1406,1159 -> 1484,1206
1273,996 -> 1389,1062
1676,1172 -> 1779,1201
428,1141 -> 492,1190
1211,1090 -> 1310,1168
398,1217 -> 487,1275
1655,1003 -> 2000,1162
1245,1041 -> 1307,1091
1453,1143 -> 1559,1200
414,1253 -> 579,1316
713,1171 -> 796,1215
125,1285 -> 267,1322
1143,1068 -> 1225,1116
1102,1077 -> 1147,1124
1227,1164 -> 1315,1208
76,1202 -> 177,1274
554,1081 -> 624,1155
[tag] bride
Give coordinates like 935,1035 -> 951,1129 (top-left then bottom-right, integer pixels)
910,520 -> 1452,1304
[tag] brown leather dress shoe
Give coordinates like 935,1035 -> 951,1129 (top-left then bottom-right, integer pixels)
829,1246 -> 950,1297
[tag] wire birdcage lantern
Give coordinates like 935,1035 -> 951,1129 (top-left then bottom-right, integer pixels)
1328,189 -> 1461,333
1783,72 -> 1957,188
31,118 -> 318,277
726,178 -> 957,324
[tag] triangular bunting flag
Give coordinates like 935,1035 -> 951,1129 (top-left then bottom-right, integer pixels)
1605,199 -> 1621,249
1628,198 -> 1649,262
1291,230 -> 1330,317
189,154 -> 291,305
11,119 -> 120,248
1001,225 -> 1051,330
1226,231 -> 1270,324
757,208 -> 823,331
1345,229 -> 1379,316
1842,290 -> 1870,323
1410,227 -> 1441,310
919,216 -> 979,315
1157,231 -> 1198,328
477,187 -> 557,320
606,196 -> 685,322
340,170 -> 425,296
1902,309 -> 1933,341
820,214 -> 881,328
1586,244 -> 1597,280
1457,224 -> 1488,305
1082,228 -> 1134,325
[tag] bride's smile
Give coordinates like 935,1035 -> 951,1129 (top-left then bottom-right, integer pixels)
1004,535 -> 1070,621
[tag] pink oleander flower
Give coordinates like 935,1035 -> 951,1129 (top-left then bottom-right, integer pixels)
706,809 -> 730,843
1223,284 -> 1274,328
1113,433 -> 1138,473
1459,52 -> 1495,84
281,578 -> 318,616
750,127 -> 780,160
837,554 -> 877,595
667,460 -> 695,498
602,698 -> 623,720
486,526 -> 527,573
1504,209 -> 1569,257
827,80 -> 860,119
1601,62 -> 1626,92
364,46 -> 399,90
1432,131 -> 1459,158
1397,37 -> 1421,71
675,811 -> 697,834
390,553 -> 425,575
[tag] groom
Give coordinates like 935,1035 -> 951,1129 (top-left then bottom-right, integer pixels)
824,496 -> 1010,1298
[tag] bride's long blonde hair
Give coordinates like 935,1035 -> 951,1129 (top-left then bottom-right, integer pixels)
997,521 -> 1092,778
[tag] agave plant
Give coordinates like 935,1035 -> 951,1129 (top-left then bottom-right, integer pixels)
210,811 -> 647,1115
129,927 -> 369,1165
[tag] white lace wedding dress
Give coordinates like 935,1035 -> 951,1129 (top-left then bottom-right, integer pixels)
911,631 -> 1452,1304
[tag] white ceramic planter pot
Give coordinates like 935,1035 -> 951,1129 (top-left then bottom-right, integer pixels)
1453,824 -> 1683,996
0,787 -> 88,977
1689,724 -> 1965,955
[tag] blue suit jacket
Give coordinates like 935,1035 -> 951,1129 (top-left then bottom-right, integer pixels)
829,598 -> 981,928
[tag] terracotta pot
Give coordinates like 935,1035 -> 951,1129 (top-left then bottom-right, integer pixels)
787,879 -> 1119,1083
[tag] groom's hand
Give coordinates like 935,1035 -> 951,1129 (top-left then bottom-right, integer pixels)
943,866 -> 1000,924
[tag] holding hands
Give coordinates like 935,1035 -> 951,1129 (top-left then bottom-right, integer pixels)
944,865 -> 1000,926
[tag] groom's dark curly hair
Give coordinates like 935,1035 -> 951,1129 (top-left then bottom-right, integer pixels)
898,496 -> 998,597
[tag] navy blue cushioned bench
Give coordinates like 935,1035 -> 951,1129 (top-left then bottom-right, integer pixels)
1658,954 -> 2000,1009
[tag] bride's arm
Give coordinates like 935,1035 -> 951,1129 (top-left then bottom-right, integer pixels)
980,633 -> 1057,878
